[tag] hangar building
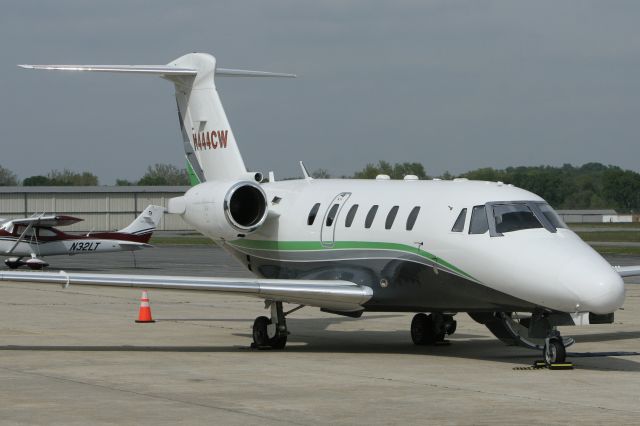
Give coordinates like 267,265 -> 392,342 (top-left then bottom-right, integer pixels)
0,186 -> 192,232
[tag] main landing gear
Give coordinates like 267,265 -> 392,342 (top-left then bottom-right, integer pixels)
252,301 -> 295,350
411,313 -> 457,345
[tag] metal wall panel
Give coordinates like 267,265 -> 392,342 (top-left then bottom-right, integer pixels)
0,193 -> 26,214
0,188 -> 195,232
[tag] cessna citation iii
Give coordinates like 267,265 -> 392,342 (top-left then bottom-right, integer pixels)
6,53 -> 640,365
0,205 -> 165,269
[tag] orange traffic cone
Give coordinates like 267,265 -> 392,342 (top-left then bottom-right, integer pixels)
135,290 -> 155,323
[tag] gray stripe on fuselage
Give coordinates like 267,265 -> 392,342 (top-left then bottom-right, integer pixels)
224,246 -> 535,312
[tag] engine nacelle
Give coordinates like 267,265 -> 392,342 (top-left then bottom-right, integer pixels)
168,180 -> 268,240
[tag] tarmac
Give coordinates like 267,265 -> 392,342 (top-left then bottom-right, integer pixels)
0,245 -> 639,425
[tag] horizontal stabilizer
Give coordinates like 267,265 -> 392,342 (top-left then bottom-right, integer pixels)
18,64 -> 295,78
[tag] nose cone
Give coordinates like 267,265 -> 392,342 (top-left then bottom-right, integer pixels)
558,256 -> 625,314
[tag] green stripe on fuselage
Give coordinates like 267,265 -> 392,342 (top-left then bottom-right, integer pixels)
227,239 -> 477,282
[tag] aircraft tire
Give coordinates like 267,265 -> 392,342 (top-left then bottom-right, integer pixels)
543,338 -> 566,365
252,316 -> 287,349
411,313 -> 436,345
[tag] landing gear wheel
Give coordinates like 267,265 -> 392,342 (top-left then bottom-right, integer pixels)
252,315 -> 288,350
543,338 -> 566,365
252,316 -> 271,347
411,313 -> 436,345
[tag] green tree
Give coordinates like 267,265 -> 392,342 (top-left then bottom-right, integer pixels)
311,168 -> 331,179
0,165 -> 18,186
353,161 -> 428,179
138,163 -> 189,186
46,169 -> 99,186
23,175 -> 51,186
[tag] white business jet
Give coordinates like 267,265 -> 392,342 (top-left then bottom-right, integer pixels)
6,53 -> 640,365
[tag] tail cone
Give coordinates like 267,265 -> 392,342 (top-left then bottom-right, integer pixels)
135,290 -> 155,323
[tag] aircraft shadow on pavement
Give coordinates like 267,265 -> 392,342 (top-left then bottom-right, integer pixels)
1,316 -> 638,371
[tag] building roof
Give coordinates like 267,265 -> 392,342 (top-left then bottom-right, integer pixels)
556,209 -> 618,215
0,186 -> 189,193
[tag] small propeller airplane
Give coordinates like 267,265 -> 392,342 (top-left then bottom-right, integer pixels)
4,52 -> 640,366
0,205 -> 165,269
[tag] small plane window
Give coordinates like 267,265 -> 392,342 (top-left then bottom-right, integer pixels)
451,208 -> 467,232
325,204 -> 340,227
365,205 -> 379,229
406,206 -> 420,231
307,203 -> 321,225
13,225 -> 35,237
38,228 -> 56,237
345,204 -> 358,227
469,205 -> 489,234
385,206 -> 399,230
537,203 -> 566,229
493,204 -> 543,233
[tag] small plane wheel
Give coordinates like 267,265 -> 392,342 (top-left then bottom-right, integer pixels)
252,316 -> 288,349
411,313 -> 436,345
27,263 -> 44,270
6,262 -> 20,269
543,338 -> 566,365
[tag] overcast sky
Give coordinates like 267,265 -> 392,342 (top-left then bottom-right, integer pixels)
1,1 -> 639,184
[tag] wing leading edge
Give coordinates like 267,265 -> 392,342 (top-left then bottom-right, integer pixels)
614,265 -> 640,277
0,271 -> 373,312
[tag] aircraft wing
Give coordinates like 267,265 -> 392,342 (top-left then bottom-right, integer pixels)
0,271 -> 373,312
614,265 -> 640,277
10,215 -> 83,227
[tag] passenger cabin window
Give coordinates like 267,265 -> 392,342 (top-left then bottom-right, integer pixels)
325,204 -> 340,227
469,205 -> 489,234
307,203 -> 321,225
385,206 -> 399,230
451,208 -> 467,232
345,204 -> 358,227
406,206 -> 420,231
493,204 -> 542,234
365,205 -> 379,229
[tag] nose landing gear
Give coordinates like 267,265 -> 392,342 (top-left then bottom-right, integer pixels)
543,331 -> 567,365
410,313 -> 457,345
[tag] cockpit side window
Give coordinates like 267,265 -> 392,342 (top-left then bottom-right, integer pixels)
469,206 -> 489,234
537,203 -> 566,229
493,204 -> 542,233
451,208 -> 467,232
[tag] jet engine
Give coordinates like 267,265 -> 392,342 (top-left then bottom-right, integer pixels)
168,178 -> 269,240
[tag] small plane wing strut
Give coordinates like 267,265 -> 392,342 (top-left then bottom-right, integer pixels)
6,221 -> 36,255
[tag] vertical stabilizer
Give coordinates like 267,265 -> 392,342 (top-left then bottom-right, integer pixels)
167,53 -> 246,182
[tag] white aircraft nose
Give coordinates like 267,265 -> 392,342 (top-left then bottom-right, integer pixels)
558,257 -> 625,314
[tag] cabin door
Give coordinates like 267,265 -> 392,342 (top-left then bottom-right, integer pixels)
320,192 -> 351,248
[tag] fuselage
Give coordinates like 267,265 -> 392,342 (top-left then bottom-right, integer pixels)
0,225 -> 150,257
188,178 -> 624,316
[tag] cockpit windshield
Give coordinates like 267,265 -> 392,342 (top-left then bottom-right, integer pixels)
467,201 -> 566,236
492,204 -> 542,233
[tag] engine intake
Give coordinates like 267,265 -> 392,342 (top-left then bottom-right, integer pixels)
224,182 -> 268,232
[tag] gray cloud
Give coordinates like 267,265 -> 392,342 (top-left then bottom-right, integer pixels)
1,1 -> 639,183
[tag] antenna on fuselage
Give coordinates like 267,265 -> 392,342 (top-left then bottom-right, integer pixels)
299,161 -> 313,181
